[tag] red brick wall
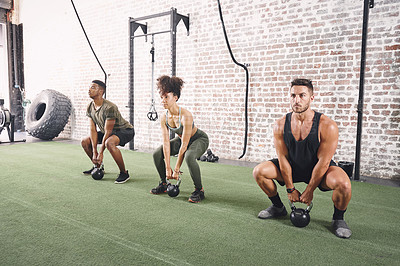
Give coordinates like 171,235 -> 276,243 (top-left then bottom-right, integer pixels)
19,0 -> 400,179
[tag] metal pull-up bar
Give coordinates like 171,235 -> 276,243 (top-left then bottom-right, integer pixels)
129,8 -> 190,40
128,8 -> 190,150
131,11 -> 171,22
132,30 -> 171,39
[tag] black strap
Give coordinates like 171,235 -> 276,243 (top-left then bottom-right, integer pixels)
148,34 -> 158,121
147,100 -> 158,121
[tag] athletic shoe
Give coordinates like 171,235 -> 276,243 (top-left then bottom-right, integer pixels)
188,188 -> 205,203
83,166 -> 95,174
332,219 -> 352,239
114,171 -> 130,184
150,182 -> 169,194
83,164 -> 104,175
257,205 -> 287,219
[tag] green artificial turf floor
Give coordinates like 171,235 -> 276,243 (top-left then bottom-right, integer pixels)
0,142 -> 399,265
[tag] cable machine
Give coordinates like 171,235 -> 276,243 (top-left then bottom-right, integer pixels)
128,8 -> 190,150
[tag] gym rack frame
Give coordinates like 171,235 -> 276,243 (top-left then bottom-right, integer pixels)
0,99 -> 26,144
128,8 -> 190,150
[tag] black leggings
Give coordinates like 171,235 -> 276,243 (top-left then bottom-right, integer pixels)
153,129 -> 209,189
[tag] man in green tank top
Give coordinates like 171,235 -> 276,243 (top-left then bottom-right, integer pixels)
81,80 -> 134,184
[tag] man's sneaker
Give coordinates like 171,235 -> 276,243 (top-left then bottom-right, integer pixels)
150,182 -> 169,194
83,164 -> 104,175
114,171 -> 130,184
188,188 -> 205,203
332,219 -> 352,239
83,166 -> 95,175
258,205 -> 287,219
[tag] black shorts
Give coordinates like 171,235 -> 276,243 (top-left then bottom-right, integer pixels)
97,128 -> 135,147
270,158 -> 337,192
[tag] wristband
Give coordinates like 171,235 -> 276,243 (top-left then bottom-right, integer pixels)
286,187 -> 296,193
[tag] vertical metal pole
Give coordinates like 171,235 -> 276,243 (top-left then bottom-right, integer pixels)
170,8 -> 177,76
10,115 -> 15,142
12,24 -> 18,87
354,0 -> 374,180
169,8 -> 177,140
129,21 -> 135,150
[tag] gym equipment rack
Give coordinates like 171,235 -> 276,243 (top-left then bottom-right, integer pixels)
128,8 -> 190,150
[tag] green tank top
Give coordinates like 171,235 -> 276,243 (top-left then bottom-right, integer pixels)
165,107 -> 194,136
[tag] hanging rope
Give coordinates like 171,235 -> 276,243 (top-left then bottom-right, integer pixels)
71,0 -> 108,97
217,0 -> 250,159
147,34 -> 158,121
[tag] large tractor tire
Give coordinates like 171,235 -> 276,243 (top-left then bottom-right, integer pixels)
26,89 -> 72,140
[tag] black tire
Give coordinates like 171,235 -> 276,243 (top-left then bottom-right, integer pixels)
26,89 -> 72,140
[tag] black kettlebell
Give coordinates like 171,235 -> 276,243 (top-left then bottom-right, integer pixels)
167,178 -> 181,197
91,165 -> 104,180
289,201 -> 313,228
199,155 -> 207,161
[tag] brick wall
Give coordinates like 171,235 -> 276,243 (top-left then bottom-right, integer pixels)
18,0 -> 399,179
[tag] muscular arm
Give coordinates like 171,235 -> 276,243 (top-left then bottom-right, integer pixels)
160,115 -> 172,177
301,116 -> 339,204
89,119 -> 99,162
274,118 -> 292,186
274,117 -> 300,201
94,119 -> 115,165
99,119 -> 116,155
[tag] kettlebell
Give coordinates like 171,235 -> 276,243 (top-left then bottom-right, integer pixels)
167,178 -> 181,197
289,201 -> 313,228
91,164 -> 104,180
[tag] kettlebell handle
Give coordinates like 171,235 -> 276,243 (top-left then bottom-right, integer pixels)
289,201 -> 313,213
168,177 -> 181,186
93,162 -> 104,169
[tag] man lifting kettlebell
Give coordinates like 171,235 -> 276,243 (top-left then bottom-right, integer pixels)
81,80 -> 134,184
253,79 -> 352,238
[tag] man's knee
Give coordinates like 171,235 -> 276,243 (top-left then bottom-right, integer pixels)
335,176 -> 352,194
253,162 -> 270,180
253,161 -> 281,183
253,164 -> 264,181
326,167 -> 352,194
81,137 -> 91,149
105,138 -> 118,150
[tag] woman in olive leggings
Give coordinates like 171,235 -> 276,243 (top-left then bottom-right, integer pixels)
150,75 -> 209,203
